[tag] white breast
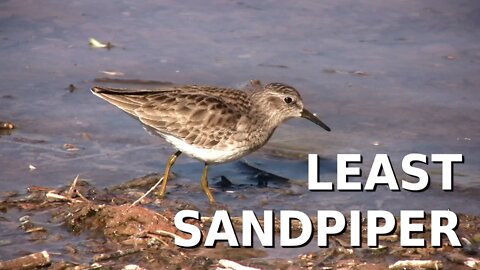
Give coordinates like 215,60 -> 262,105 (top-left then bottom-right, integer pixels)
163,135 -> 248,164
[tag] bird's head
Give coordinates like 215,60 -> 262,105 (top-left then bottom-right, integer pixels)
252,82 -> 331,131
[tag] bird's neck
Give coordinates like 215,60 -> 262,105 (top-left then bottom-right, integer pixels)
246,101 -> 283,145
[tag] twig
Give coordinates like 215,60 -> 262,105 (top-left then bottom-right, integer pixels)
217,259 -> 260,270
145,229 -> 182,247
149,229 -> 180,239
130,176 -> 164,208
75,188 -> 90,202
93,247 -> 144,262
154,212 -> 170,222
67,175 -> 80,198
389,260 -> 443,270
0,251 -> 50,270
444,253 -> 480,269
146,234 -> 169,247
62,174 -> 90,203
46,191 -> 82,203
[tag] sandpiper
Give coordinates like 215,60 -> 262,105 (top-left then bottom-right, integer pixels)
91,81 -> 330,204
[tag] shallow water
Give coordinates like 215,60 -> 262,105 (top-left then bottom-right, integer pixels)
1,0 -> 479,261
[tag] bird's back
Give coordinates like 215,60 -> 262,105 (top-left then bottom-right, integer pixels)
91,85 -> 253,149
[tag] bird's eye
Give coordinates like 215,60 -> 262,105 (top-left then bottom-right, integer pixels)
284,97 -> 293,104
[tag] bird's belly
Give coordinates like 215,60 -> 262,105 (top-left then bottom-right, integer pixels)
164,135 -> 248,164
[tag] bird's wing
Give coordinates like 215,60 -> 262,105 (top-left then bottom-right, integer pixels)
91,86 -> 244,148
91,86 -> 180,115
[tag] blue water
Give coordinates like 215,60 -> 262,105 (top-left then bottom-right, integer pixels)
0,0 -> 479,215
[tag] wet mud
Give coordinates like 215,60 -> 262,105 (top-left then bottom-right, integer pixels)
1,176 -> 479,269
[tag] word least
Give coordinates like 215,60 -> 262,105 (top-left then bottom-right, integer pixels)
308,154 -> 463,191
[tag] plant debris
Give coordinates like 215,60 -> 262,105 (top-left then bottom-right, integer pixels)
0,251 -> 50,270
101,70 -> 125,76
0,176 -> 479,269
63,143 -> 81,152
0,121 -> 14,130
324,68 -> 370,76
89,37 -> 114,49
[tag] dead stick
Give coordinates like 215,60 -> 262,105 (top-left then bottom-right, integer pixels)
93,247 -> 144,262
67,175 -> 79,198
75,188 -> 90,202
0,251 -> 50,270
149,229 -> 180,239
130,176 -> 164,208
389,260 -> 443,270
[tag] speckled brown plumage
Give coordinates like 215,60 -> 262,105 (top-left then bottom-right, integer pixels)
91,80 -> 330,203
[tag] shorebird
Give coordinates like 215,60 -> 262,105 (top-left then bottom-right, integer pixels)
91,81 -> 330,203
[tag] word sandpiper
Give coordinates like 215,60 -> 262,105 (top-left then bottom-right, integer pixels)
174,153 -> 464,248
175,210 -> 460,248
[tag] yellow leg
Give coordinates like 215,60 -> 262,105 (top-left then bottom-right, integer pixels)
201,164 -> 215,204
157,151 -> 181,198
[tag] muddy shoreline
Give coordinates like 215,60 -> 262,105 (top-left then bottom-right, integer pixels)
1,176 -> 478,269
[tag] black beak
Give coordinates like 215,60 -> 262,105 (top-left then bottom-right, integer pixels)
301,108 -> 331,131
